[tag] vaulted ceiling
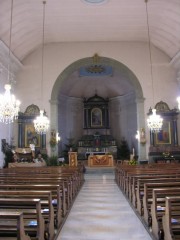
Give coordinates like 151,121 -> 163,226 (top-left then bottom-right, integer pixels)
0,0 -> 180,62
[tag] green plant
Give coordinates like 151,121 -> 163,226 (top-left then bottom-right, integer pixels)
46,155 -> 59,166
117,138 -> 130,160
129,158 -> 137,165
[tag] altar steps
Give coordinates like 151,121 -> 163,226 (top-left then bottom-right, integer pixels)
85,166 -> 115,174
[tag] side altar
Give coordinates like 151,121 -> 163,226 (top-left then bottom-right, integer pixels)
88,154 -> 114,167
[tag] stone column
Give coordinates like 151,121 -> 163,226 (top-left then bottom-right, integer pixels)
18,120 -> 23,147
136,97 -> 147,161
173,117 -> 178,146
49,99 -> 59,156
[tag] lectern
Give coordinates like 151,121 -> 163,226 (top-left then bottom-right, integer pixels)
68,152 -> 78,167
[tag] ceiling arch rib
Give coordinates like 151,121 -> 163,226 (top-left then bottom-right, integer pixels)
151,32 -> 179,59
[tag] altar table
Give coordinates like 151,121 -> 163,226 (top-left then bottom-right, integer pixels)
88,154 -> 114,167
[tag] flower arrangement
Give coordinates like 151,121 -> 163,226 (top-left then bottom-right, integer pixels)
49,136 -> 57,148
128,159 -> 137,165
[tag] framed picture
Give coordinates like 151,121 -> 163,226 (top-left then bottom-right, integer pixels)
155,120 -> 171,145
91,108 -> 102,127
25,124 -> 40,147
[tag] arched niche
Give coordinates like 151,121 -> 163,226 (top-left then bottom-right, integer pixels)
50,56 -> 146,161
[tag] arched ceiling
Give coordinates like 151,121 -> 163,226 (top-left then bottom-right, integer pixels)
0,0 -> 180,61
59,68 -> 135,99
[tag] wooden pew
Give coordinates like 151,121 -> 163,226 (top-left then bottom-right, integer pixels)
143,182 -> 180,225
129,174 -> 180,207
0,176 -> 70,213
0,198 -> 44,240
116,164 -> 180,199
0,211 -> 31,240
0,166 -> 84,233
0,166 -> 84,217
128,172 -> 180,203
0,184 -> 63,230
0,168 -> 83,205
0,190 -> 55,240
162,196 -> 180,240
135,178 -> 180,215
151,188 -> 180,239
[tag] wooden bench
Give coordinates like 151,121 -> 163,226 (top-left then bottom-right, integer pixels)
0,166 -> 84,236
0,198 -> 44,240
0,176 -> 70,213
0,184 -> 63,230
0,211 -> 31,240
0,169 -> 83,205
162,196 -> 180,240
142,182 -> 180,225
0,190 -> 55,240
0,166 -> 84,217
135,178 -> 180,215
151,188 -> 180,239
115,164 -> 180,199
128,171 -> 180,202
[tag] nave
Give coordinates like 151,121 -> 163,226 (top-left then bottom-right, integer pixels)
57,168 -> 153,240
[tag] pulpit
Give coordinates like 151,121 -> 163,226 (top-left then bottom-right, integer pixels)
68,152 -> 78,167
88,154 -> 114,167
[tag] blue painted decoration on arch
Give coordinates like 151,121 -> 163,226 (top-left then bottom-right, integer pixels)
79,65 -> 113,77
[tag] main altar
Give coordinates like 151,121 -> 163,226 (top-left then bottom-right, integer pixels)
88,154 -> 114,167
77,94 -> 117,161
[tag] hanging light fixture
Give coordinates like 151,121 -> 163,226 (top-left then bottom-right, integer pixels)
177,97 -> 180,110
0,0 -> 21,124
56,132 -> 61,143
34,1 -> 49,134
145,0 -> 163,132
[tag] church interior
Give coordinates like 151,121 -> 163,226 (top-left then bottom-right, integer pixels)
0,0 -> 180,239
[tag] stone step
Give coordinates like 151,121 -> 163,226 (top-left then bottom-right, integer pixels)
85,167 -> 115,174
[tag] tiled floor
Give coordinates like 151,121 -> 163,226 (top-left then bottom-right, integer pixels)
57,170 -> 153,240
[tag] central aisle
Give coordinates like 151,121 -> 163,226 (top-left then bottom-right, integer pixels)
57,170 -> 153,240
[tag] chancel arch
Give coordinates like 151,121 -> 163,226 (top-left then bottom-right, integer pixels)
50,56 -> 146,161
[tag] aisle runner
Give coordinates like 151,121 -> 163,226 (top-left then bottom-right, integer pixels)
57,173 -> 153,240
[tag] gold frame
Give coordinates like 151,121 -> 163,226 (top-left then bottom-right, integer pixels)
91,107 -> 102,127
155,120 -> 171,145
25,124 -> 40,147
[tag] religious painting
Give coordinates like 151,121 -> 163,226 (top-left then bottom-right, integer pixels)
25,124 -> 40,147
91,108 -> 102,127
155,120 -> 171,145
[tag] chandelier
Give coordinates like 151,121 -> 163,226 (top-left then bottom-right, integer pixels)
34,1 -> 50,134
145,0 -> 163,132
147,108 -> 163,132
34,110 -> 49,134
0,0 -> 21,124
0,84 -> 20,124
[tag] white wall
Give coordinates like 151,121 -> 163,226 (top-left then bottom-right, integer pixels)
109,92 -> 137,153
0,41 -> 22,168
17,42 -> 177,112
58,95 -> 83,154
2,41 -> 178,159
